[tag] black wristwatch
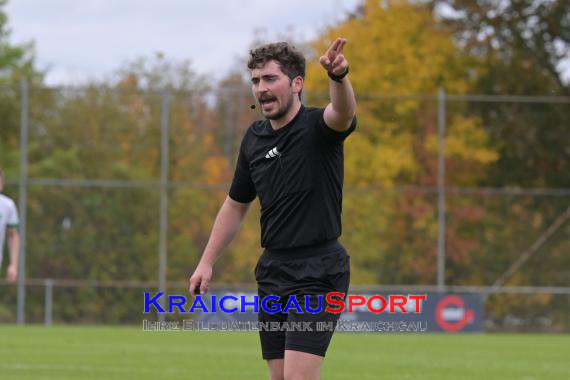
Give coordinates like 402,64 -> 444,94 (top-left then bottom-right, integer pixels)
328,66 -> 349,83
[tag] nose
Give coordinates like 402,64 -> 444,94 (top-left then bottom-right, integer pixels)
257,79 -> 269,93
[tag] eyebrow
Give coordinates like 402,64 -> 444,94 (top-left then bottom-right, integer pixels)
251,74 -> 279,82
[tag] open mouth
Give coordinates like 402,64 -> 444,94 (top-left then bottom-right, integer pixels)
259,97 -> 277,109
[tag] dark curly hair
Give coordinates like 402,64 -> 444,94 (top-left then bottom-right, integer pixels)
247,42 -> 306,80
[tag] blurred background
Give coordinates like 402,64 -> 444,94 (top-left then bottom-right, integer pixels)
0,0 -> 569,332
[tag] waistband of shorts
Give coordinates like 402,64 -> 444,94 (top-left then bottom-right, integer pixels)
263,239 -> 344,260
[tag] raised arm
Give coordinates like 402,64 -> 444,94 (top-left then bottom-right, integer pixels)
188,196 -> 251,296
320,37 -> 356,132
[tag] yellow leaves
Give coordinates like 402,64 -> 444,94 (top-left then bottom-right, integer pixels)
411,200 -> 437,234
345,132 -> 417,186
426,115 -> 499,165
201,132 -> 215,152
202,156 -> 230,186
307,0 -> 471,98
305,0 -> 497,190
344,102 -> 419,186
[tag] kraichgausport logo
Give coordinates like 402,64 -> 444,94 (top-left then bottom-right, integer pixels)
143,292 -> 426,314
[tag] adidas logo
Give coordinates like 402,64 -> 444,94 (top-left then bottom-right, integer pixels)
265,147 -> 280,159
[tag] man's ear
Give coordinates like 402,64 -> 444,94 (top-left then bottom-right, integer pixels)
292,76 -> 304,95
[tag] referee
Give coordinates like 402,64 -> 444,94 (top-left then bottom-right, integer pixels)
190,37 -> 356,380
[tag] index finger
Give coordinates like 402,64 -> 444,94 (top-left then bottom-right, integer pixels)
326,38 -> 342,55
334,38 -> 347,54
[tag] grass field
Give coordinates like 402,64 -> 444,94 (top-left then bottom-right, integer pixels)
0,325 -> 568,379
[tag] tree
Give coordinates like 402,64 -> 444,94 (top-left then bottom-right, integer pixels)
433,0 -> 570,95
432,0 -> 570,329
431,0 -> 569,187
0,0 -> 41,173
0,0 -> 37,84
18,54 -> 226,322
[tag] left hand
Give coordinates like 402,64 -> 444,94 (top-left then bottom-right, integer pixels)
319,37 -> 349,76
7,264 -> 17,283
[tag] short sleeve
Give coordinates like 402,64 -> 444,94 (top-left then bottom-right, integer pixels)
6,199 -> 19,227
228,134 -> 257,203
318,110 -> 357,143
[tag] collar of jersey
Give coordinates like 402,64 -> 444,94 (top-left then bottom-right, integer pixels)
264,105 -> 305,135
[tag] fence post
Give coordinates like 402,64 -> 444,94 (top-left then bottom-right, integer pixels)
437,88 -> 446,292
224,91 -> 234,161
44,279 -> 53,326
17,77 -> 29,325
158,92 -> 170,323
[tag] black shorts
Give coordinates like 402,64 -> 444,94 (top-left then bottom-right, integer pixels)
254,239 -> 350,360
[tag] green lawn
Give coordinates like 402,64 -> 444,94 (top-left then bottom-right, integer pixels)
0,325 -> 568,379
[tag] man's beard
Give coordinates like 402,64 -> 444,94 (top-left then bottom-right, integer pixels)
265,92 -> 295,121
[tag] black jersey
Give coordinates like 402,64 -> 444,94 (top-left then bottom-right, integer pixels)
229,105 -> 356,249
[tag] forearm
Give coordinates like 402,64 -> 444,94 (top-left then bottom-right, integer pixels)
329,76 -> 356,119
199,196 -> 249,267
8,232 -> 19,268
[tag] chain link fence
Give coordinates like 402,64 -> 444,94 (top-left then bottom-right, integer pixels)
0,80 -> 569,330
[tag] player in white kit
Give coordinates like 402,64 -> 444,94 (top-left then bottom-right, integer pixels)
0,168 -> 20,283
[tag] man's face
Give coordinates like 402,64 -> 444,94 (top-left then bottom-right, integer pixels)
251,60 -> 300,121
